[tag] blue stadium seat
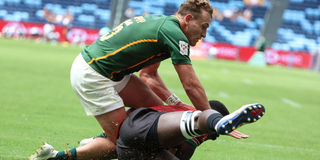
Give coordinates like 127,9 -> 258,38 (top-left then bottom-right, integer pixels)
81,3 -> 97,12
15,11 -> 29,21
95,9 -> 110,22
6,0 -> 21,6
35,9 -> 43,16
78,14 -> 95,24
0,9 -> 7,18
23,0 -> 41,7
3,14 -> 20,21
290,0 -> 304,3
275,0 -> 320,52
67,5 -> 82,15
314,21 -> 320,34
129,1 -> 143,9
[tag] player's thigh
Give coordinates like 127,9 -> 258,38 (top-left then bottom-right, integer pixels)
95,107 -> 127,144
157,111 -> 186,147
119,74 -> 163,108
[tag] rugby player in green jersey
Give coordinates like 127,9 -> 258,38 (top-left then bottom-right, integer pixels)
28,0 -> 250,159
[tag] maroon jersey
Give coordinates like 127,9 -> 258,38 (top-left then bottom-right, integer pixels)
149,105 -> 196,112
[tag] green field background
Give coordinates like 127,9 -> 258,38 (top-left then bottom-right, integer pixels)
0,38 -> 319,160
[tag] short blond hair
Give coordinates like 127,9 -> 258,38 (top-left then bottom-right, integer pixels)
176,0 -> 213,19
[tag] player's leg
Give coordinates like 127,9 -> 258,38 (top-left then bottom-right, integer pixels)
28,54 -> 128,160
69,53 -> 128,157
71,108 -> 126,160
170,100 -> 230,159
78,132 -> 106,147
90,74 -> 163,159
79,100 -> 227,147
118,74 -> 163,108
75,100 -> 233,159
156,109 -> 223,147
27,136 -> 116,160
70,67 -> 162,159
76,136 -> 117,160
157,103 -> 265,147
69,71 -> 131,160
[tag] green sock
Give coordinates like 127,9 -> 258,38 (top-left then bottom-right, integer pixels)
54,148 -> 77,160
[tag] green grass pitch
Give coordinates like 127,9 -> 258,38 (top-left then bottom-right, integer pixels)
0,38 -> 319,160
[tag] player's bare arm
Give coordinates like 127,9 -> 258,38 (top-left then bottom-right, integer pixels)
174,64 -> 210,110
139,62 -> 172,102
140,62 -> 190,106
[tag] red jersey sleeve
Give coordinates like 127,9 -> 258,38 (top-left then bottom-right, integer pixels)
149,105 -> 197,113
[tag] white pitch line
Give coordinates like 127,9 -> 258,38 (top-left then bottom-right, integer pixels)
218,92 -> 229,98
200,74 -> 209,80
218,140 -> 318,153
222,68 -> 230,74
281,97 -> 301,108
242,78 -> 253,85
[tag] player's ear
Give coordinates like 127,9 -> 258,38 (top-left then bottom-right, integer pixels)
184,14 -> 193,24
209,100 -> 229,116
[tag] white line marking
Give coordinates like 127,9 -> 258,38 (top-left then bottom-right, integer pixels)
281,97 -> 301,108
218,92 -> 229,98
200,74 -> 209,80
243,78 -> 253,85
222,68 -> 230,74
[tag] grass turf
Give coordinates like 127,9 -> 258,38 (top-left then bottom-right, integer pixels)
0,38 -> 319,159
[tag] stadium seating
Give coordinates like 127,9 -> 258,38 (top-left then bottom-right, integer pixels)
0,0 -> 319,52
129,0 -> 268,47
273,0 -> 320,52
0,0 -> 111,29
128,0 -> 319,52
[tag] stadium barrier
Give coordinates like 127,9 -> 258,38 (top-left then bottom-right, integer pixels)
0,20 -> 99,44
190,41 -> 312,69
0,20 -> 312,69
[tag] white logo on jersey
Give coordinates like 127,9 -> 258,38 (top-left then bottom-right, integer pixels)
179,41 -> 189,56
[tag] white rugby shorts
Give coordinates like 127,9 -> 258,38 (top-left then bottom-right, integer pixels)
70,54 -> 130,116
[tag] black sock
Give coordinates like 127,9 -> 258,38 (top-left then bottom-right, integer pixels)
206,113 -> 223,132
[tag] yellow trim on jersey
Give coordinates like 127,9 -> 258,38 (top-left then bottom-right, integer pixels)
109,52 -> 166,79
88,39 -> 158,65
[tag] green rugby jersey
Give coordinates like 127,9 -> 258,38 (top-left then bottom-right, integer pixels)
81,14 -> 191,81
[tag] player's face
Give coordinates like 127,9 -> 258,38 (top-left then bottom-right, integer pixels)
185,10 -> 211,46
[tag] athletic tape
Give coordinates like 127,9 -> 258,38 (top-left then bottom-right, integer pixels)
180,111 -> 202,139
165,94 -> 181,105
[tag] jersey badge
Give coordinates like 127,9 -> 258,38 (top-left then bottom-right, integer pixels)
179,41 -> 189,56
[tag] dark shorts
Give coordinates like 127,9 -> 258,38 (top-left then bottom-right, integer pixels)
117,108 -> 164,160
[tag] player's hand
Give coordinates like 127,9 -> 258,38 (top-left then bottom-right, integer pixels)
227,130 -> 249,139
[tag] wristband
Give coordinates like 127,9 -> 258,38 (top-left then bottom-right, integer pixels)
165,94 -> 181,105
